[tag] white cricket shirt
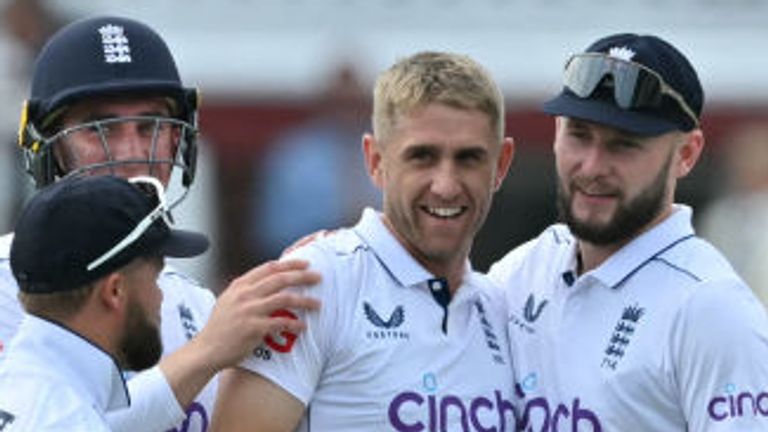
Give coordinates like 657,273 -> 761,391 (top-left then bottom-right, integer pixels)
488,205 -> 768,431
0,233 -> 217,432
241,208 -> 517,431
0,315 -> 129,431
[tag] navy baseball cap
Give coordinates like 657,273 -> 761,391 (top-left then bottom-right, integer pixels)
11,176 -> 209,293
543,33 -> 704,136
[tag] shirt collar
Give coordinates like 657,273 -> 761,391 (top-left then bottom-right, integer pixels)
353,207 -> 472,289
14,314 -> 130,412
585,204 -> 696,289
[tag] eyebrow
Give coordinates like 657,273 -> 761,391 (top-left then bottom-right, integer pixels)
566,118 -> 644,141
80,110 -> 170,124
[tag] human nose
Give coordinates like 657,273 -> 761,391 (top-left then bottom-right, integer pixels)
430,161 -> 461,200
110,122 -> 152,158
577,143 -> 611,178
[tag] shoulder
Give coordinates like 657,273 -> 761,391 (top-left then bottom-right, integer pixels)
468,271 -> 509,317
649,236 -> 762,327
282,227 -> 385,317
676,276 -> 765,335
652,235 -> 739,285
159,265 -> 215,305
283,227 -> 369,277
661,239 -> 768,351
488,224 -> 572,285
0,375 -> 104,431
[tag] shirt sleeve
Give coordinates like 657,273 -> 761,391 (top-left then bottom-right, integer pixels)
106,366 -> 185,432
238,244 -> 335,405
673,278 -> 768,431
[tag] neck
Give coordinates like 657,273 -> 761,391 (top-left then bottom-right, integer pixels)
381,215 -> 466,295
576,241 -> 622,274
432,263 -> 465,296
66,308 -> 122,364
407,249 -> 466,296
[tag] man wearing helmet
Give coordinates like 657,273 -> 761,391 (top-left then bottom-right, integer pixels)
0,16 -> 320,432
17,15 -> 199,200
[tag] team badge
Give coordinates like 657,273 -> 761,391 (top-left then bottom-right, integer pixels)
608,46 -> 636,62
98,24 -> 132,64
601,303 -> 645,370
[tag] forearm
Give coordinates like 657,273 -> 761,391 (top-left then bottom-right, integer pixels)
158,336 -> 219,409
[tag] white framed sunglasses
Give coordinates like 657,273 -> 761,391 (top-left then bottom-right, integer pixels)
86,176 -> 172,271
563,53 -> 700,129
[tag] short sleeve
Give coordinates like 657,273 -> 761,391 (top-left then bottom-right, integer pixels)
238,244 -> 337,405
673,278 -> 768,431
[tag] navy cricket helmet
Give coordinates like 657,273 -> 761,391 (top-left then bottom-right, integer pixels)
18,15 -> 200,198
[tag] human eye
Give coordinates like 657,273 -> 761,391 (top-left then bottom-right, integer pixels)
404,146 -> 436,165
71,121 -> 108,141
456,148 -> 487,166
607,137 -> 642,153
137,119 -> 158,137
566,124 -> 591,141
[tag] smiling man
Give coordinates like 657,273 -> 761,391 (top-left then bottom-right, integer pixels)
212,51 -> 517,431
489,33 -> 768,431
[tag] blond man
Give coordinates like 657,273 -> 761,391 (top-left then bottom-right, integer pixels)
212,52 -> 517,431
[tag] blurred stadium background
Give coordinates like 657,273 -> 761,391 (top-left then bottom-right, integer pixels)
2,0 -> 768,292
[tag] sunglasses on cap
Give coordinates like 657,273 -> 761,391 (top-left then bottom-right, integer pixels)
87,176 -> 172,271
563,53 -> 700,129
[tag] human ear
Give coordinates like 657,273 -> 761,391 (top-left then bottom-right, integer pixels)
363,133 -> 384,189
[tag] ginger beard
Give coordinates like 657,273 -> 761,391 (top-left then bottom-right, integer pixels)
118,296 -> 163,371
557,152 -> 673,246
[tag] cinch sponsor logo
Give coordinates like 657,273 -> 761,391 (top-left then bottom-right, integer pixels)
516,374 -> 602,431
518,397 -> 602,432
388,390 -> 516,431
708,384 -> 768,421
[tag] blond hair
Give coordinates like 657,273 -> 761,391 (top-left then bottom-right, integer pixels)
372,51 -> 504,144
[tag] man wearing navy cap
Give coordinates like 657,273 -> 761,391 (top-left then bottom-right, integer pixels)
489,34 -> 768,430
0,15 -> 320,432
0,175 -> 209,430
